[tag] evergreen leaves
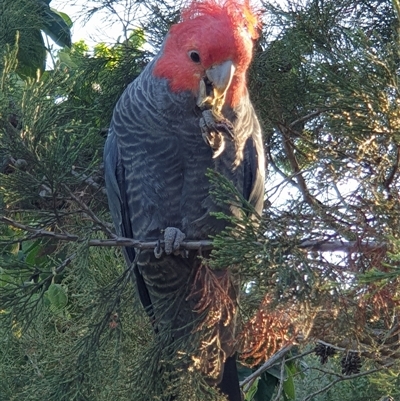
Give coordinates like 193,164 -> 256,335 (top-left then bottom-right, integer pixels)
1,0 -> 400,400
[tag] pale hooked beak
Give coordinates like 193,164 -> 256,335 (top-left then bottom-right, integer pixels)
206,60 -> 235,99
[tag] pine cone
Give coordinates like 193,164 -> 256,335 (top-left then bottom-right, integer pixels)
341,352 -> 362,375
314,343 -> 336,364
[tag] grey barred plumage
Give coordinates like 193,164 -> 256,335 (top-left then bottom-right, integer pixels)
103,2 -> 265,400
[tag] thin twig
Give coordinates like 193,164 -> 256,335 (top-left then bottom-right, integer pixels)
271,355 -> 286,401
0,215 -> 213,250
240,344 -> 294,388
25,353 -> 43,378
1,216 -> 80,241
278,123 -> 315,206
289,110 -> 323,129
315,339 -> 361,354
384,144 -> 400,193
266,134 -> 299,188
302,363 -> 395,401
55,253 -> 76,274
71,169 -> 106,195
1,215 -> 388,253
299,239 -> 386,253
282,349 -> 315,364
62,184 -> 116,238
88,237 -> 214,250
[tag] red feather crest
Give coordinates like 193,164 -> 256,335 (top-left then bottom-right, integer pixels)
181,0 -> 260,41
153,0 -> 260,105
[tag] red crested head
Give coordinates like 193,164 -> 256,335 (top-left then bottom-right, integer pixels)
153,0 -> 260,107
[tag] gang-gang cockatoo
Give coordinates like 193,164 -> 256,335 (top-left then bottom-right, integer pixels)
104,1 -> 265,399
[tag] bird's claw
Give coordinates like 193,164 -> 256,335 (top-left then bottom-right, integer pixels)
154,240 -> 163,259
154,227 -> 186,258
200,109 -> 234,137
200,109 -> 234,158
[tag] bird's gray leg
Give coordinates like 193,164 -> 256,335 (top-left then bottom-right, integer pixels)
154,227 -> 186,258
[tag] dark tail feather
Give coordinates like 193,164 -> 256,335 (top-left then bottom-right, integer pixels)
218,355 -> 242,401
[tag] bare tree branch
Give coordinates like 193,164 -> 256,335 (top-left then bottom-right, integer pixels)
62,184 -> 116,238
0,215 -> 213,250
278,124 -> 316,206
71,169 -> 106,195
299,239 -> 387,253
289,109 -> 323,129
1,215 -> 388,254
302,363 -> 395,401
240,344 -> 294,389
271,355 -> 287,401
1,215 -> 80,242
55,253 -> 76,274
384,144 -> 400,194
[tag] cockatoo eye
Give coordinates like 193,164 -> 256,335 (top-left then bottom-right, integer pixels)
188,50 -> 201,63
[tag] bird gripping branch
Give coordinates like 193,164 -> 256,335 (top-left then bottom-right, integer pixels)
104,1 -> 265,399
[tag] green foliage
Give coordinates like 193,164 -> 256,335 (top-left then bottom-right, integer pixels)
294,350 -> 400,401
0,0 -> 71,79
41,6 -> 72,48
44,283 -> 68,312
56,29 -> 147,128
238,360 -> 298,401
2,0 -> 400,400
0,0 -> 46,78
0,244 -> 154,401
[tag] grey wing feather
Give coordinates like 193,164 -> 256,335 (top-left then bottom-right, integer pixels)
104,129 -> 132,242
244,133 -> 265,215
104,128 -> 153,312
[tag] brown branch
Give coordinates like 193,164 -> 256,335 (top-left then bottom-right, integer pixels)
271,354 -> 287,401
384,144 -> 400,194
1,215 -> 389,253
315,340 -> 362,355
299,239 -> 387,253
0,215 -> 213,250
289,109 -> 323,129
62,184 -> 116,238
302,362 -> 395,401
278,124 -> 316,206
88,237 -> 214,250
71,169 -> 107,195
317,332 -> 400,363
266,134 -> 299,188
240,344 -> 294,388
1,215 -> 80,241
55,253 -> 76,274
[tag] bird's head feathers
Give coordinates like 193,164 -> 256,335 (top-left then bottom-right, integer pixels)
153,0 -> 260,107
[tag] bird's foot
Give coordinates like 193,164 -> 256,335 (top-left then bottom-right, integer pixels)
154,240 -> 163,259
200,109 -> 234,158
164,227 -> 186,255
154,227 -> 186,258
200,109 -> 234,138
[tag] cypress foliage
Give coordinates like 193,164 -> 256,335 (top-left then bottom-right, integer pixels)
2,0 -> 400,400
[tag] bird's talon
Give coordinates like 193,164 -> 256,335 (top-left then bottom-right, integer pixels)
200,109 -> 234,156
215,121 -> 234,138
202,130 -> 226,156
154,240 -> 163,259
